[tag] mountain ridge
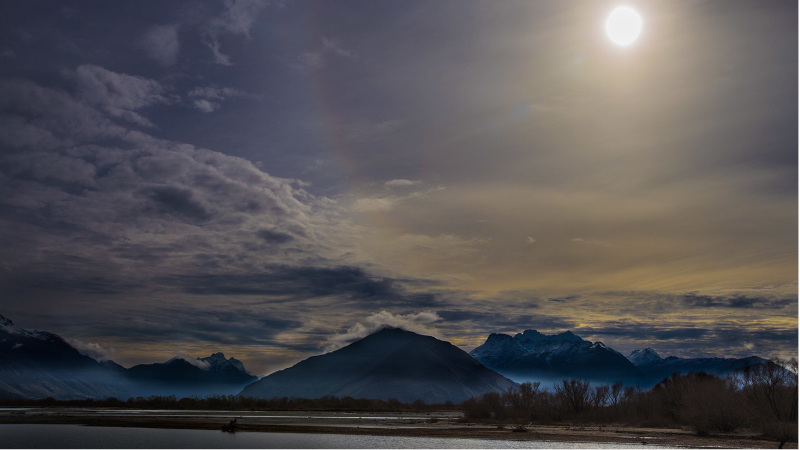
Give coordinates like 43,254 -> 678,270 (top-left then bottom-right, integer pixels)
0,314 -> 779,400
240,327 -> 518,403
470,329 -> 642,383
0,314 -> 255,400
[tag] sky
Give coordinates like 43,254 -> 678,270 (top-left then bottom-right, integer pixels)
0,0 -> 796,376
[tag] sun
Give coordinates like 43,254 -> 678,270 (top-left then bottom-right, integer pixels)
605,6 -> 642,46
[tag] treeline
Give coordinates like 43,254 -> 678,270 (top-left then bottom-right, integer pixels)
463,359 -> 797,446
2,394 -> 452,412
3,360 -> 796,445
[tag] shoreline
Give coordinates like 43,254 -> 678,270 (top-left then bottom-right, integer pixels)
0,409 -> 794,448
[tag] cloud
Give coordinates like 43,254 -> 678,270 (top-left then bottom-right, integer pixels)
188,86 -> 257,113
202,0 -> 268,65
170,353 -> 210,369
321,36 -> 356,58
298,36 -> 357,71
680,293 -> 794,309
299,52 -> 325,70
69,64 -> 171,127
385,179 -> 422,188
351,180 -> 441,213
139,24 -> 180,67
0,66 -> 381,316
326,310 -> 441,351
256,228 -> 294,244
67,339 -> 116,362
341,119 -> 402,144
192,99 -> 218,113
167,265 -> 404,301
81,306 -> 304,349
570,237 -> 610,247
137,185 -> 212,222
437,310 -> 576,337
0,78 -> 128,147
353,197 -> 395,212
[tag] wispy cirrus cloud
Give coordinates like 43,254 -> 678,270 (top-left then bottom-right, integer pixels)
202,0 -> 269,65
298,36 -> 356,71
187,86 -> 259,113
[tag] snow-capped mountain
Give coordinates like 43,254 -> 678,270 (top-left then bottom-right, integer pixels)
626,348 -> 770,384
200,352 -> 246,371
0,314 -> 256,400
628,347 -> 664,367
470,329 -> 642,384
0,314 -> 137,400
240,327 -> 518,403
125,352 -> 257,398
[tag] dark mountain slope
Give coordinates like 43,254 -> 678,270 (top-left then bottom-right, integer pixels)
0,315 -> 136,400
240,327 -> 517,403
125,352 -> 256,397
628,347 -> 771,385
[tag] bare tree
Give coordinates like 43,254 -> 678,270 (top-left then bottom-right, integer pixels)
554,378 -> 591,415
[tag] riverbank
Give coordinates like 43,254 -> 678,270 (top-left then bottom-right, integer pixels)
0,408 -> 793,448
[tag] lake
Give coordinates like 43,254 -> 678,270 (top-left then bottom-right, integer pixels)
0,424 -> 668,448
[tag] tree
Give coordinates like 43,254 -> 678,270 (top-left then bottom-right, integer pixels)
554,379 -> 591,416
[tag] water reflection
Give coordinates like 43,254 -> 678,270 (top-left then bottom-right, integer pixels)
0,424 -> 673,449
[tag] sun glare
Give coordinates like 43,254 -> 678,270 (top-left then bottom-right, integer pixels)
605,6 -> 642,46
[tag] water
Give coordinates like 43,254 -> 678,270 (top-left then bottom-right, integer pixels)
0,424 -> 665,448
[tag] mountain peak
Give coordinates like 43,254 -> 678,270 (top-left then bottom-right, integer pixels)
200,352 -> 228,365
512,329 -> 585,350
0,314 -> 18,335
198,352 -> 248,373
555,330 -> 583,342
371,325 -> 410,335
0,314 -> 14,327
628,348 -> 663,366
241,326 -> 517,403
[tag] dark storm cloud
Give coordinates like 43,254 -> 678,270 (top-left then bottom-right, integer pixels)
1,269 -> 138,295
714,327 -> 798,348
548,295 -> 581,303
438,310 -> 575,334
578,320 -> 797,348
85,306 -> 303,347
585,323 -> 710,341
571,319 -> 798,359
256,228 -> 294,244
166,265 -> 439,307
138,185 -> 212,222
680,293 -> 795,309
69,64 -> 173,127
597,291 -> 797,315
0,63 -> 385,320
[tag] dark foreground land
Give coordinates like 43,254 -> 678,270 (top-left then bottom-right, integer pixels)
0,408 -> 795,448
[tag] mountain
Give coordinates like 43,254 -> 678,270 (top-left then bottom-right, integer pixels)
0,315 -> 136,400
470,330 -> 642,384
125,352 -> 257,398
627,347 -> 771,384
240,327 -> 517,403
0,314 -> 256,400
